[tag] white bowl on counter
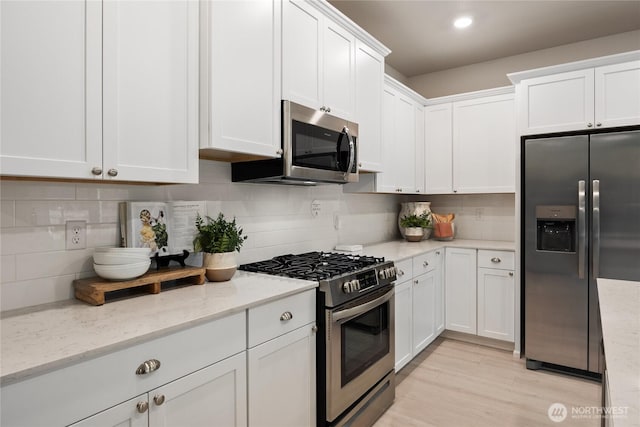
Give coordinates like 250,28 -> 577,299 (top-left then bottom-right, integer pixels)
95,247 -> 152,256
93,260 -> 151,281
93,252 -> 151,265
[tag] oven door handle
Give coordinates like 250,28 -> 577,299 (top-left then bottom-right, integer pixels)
331,289 -> 393,324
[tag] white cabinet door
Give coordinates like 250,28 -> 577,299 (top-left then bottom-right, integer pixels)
248,324 -> 316,427
433,250 -> 445,335
445,248 -> 477,334
322,20 -> 355,120
395,93 -> 417,193
519,69 -> 594,135
377,86 -> 399,193
394,279 -> 413,372
202,0 -> 281,158
412,271 -> 436,355
102,0 -> 199,183
453,93 -> 516,193
414,103 -> 425,194
424,103 -> 453,194
477,268 -> 515,342
0,0 -> 102,179
70,395 -> 147,427
149,352 -> 247,427
595,60 -> 640,129
355,41 -> 384,172
282,0 -> 322,110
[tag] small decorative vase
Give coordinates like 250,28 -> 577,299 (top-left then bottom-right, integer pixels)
203,251 -> 237,282
398,202 -> 432,240
403,227 -> 425,242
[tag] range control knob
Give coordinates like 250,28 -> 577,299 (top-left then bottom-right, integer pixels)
352,279 -> 361,291
379,270 -> 387,280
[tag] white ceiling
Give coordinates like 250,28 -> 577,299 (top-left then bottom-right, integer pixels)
328,0 -> 640,77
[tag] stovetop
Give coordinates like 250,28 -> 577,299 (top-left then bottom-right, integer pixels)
240,251 -> 397,307
239,251 -> 385,281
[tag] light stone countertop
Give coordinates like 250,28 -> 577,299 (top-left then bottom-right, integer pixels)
358,238 -> 515,261
597,278 -> 640,427
0,271 -> 316,386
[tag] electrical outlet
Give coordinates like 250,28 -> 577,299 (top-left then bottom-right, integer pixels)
66,220 -> 87,250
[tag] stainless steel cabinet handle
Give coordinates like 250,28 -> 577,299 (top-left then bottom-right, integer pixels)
135,359 -> 161,375
107,168 -> 118,177
137,401 -> 149,413
593,180 -> 600,279
414,279 -> 419,284
280,311 -> 293,321
326,107 -> 331,113
508,272 -> 514,277
311,325 -> 318,333
587,122 -> 593,128
436,251 -> 441,255
578,180 -> 586,279
320,106 -> 326,112
276,148 -> 283,155
491,257 -> 501,263
358,162 -> 362,168
91,167 -> 102,175
596,122 -> 602,127
423,261 -> 429,267
398,269 -> 405,277
153,395 -> 165,406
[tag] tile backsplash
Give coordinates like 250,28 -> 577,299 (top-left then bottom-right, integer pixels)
0,161 -> 515,312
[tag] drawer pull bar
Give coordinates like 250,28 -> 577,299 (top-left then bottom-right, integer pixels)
136,359 -> 161,375
280,311 -> 293,321
491,257 -> 501,263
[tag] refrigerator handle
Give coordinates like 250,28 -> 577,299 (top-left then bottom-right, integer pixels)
578,180 -> 586,279
592,180 -> 600,280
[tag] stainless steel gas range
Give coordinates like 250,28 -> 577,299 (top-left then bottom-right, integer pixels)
240,251 -> 397,427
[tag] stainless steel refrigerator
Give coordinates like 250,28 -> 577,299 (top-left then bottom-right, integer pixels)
523,128 -> 640,374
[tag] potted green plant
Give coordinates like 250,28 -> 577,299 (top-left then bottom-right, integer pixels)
194,213 -> 247,281
399,212 -> 432,242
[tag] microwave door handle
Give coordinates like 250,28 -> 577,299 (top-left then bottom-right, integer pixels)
331,289 -> 393,324
343,126 -> 355,177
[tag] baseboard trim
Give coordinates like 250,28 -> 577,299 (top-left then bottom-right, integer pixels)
441,330 -> 515,352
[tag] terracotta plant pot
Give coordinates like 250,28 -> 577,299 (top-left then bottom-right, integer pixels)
203,252 -> 238,282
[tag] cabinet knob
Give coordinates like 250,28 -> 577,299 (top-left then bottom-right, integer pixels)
587,123 -> 593,128
508,272 -> 514,277
414,279 -> 419,284
311,325 -> 318,333
596,122 -> 602,127
358,162 -> 362,168
423,261 -> 429,268
320,106 -> 326,112
398,269 -> 405,277
436,251 -> 441,255
280,311 -> 293,321
491,257 -> 501,263
107,168 -> 118,177
453,190 -> 457,193
326,107 -> 331,113
137,401 -> 149,413
276,148 -> 283,155
416,189 -> 420,193
91,167 -> 102,176
153,394 -> 165,406
136,359 -> 161,375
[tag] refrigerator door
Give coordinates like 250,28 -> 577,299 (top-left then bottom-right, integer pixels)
524,135 -> 589,370
588,129 -> 640,372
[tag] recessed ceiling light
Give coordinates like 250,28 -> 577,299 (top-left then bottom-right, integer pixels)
454,16 -> 473,29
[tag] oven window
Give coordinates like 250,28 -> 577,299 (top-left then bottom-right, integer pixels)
341,301 -> 390,386
292,120 -> 355,172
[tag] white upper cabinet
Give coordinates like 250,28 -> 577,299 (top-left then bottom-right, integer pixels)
414,104 -> 426,194
0,0 -> 102,179
282,0 -> 354,120
354,41 -> 384,172
452,93 -> 516,193
200,0 -> 282,159
0,0 -> 199,183
594,61 -> 640,128
511,53 -> 640,135
424,104 -> 453,194
102,0 -> 199,183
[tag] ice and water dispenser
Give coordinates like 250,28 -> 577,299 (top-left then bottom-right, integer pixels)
535,206 -> 576,252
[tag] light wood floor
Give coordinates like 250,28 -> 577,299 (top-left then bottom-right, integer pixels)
374,337 -> 601,427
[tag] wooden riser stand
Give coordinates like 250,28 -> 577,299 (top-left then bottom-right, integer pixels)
74,267 -> 206,306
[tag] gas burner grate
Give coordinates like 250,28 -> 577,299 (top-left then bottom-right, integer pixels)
239,251 -> 385,280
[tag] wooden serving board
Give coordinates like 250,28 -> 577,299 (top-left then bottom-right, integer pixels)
74,266 -> 206,306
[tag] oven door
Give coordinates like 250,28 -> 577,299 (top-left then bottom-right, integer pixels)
325,285 -> 395,422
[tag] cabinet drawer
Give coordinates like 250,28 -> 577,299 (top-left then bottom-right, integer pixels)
477,250 -> 514,270
413,250 -> 442,275
248,289 -> 315,348
394,258 -> 413,283
1,312 -> 246,427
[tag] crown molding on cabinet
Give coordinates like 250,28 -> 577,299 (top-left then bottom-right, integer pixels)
507,50 -> 640,84
424,86 -> 515,106
384,74 -> 428,104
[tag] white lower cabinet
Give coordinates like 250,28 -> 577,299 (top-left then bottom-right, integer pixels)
71,352 -> 247,427
445,248 -> 477,334
394,251 -> 444,372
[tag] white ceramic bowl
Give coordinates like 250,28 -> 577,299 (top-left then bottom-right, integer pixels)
95,247 -> 152,256
93,260 -> 151,281
93,252 -> 150,265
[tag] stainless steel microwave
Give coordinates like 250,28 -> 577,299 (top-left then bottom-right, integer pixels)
231,100 -> 359,185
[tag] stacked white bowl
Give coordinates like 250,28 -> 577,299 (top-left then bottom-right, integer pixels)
93,248 -> 152,280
